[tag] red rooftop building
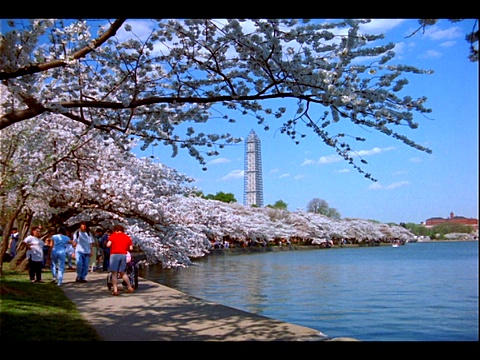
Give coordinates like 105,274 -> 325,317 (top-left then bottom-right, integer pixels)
425,211 -> 478,231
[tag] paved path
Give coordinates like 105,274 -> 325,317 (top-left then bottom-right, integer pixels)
60,270 -> 355,341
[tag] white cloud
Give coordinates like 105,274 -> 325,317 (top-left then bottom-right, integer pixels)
301,159 -> 317,166
440,40 -> 456,48
220,169 -> 243,181
368,182 -> 383,190
353,146 -> 395,157
424,25 -> 464,41
118,19 -> 157,42
420,49 -> 442,59
306,146 -> 396,167
368,180 -> 410,190
385,181 -> 410,189
208,157 -> 230,165
318,154 -> 342,164
392,42 -> 408,56
279,173 -> 290,178
359,19 -> 406,34
119,19 -> 182,56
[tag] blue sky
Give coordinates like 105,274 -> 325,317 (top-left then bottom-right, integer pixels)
127,19 -> 478,225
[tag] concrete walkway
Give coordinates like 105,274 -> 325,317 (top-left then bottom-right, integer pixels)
60,270 -> 355,341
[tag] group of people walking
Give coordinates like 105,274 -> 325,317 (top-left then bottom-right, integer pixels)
16,222 -> 135,294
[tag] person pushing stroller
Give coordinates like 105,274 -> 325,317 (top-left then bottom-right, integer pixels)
107,224 -> 135,296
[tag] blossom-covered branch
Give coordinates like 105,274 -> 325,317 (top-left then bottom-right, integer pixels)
1,19 -> 433,178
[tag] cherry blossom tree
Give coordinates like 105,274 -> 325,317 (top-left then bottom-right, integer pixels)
0,110 -> 201,270
1,19 -> 433,179
1,19 -> 424,269
0,109 -> 415,269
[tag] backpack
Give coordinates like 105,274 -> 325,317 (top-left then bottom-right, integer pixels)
74,230 -> 92,241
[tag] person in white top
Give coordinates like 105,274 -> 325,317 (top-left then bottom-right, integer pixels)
72,222 -> 94,283
23,226 -> 45,283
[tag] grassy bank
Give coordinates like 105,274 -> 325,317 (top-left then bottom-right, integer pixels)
0,267 -> 102,341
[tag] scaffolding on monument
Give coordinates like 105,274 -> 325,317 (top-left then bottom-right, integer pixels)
244,129 -> 264,207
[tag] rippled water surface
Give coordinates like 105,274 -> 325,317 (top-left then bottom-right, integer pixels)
139,241 -> 478,341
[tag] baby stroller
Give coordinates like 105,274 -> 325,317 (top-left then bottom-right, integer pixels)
106,252 -> 139,291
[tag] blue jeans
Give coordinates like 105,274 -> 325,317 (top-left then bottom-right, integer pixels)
66,253 -> 73,268
51,251 -> 66,285
103,250 -> 110,271
75,251 -> 90,280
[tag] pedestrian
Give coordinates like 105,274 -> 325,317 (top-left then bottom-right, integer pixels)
8,227 -> 19,259
89,228 -> 101,272
94,228 -> 105,271
99,229 -> 111,271
107,224 -> 135,296
65,241 -> 75,270
43,232 -> 53,269
65,229 -> 75,269
50,227 -> 73,287
23,226 -> 45,283
72,222 -> 94,283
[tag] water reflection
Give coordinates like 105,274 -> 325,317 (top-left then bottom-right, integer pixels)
139,243 -> 478,341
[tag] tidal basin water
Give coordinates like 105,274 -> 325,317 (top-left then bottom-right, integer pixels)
139,241 -> 478,341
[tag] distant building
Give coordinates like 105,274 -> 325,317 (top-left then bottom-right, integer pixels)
244,129 -> 263,207
425,211 -> 478,230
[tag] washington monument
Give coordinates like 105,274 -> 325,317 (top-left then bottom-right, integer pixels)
244,129 -> 264,207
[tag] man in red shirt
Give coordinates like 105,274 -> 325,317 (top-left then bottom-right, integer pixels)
107,224 -> 134,296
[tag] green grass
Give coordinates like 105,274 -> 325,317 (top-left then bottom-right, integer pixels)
0,267 -> 102,341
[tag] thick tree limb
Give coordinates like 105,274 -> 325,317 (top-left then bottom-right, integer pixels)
0,19 -> 126,81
